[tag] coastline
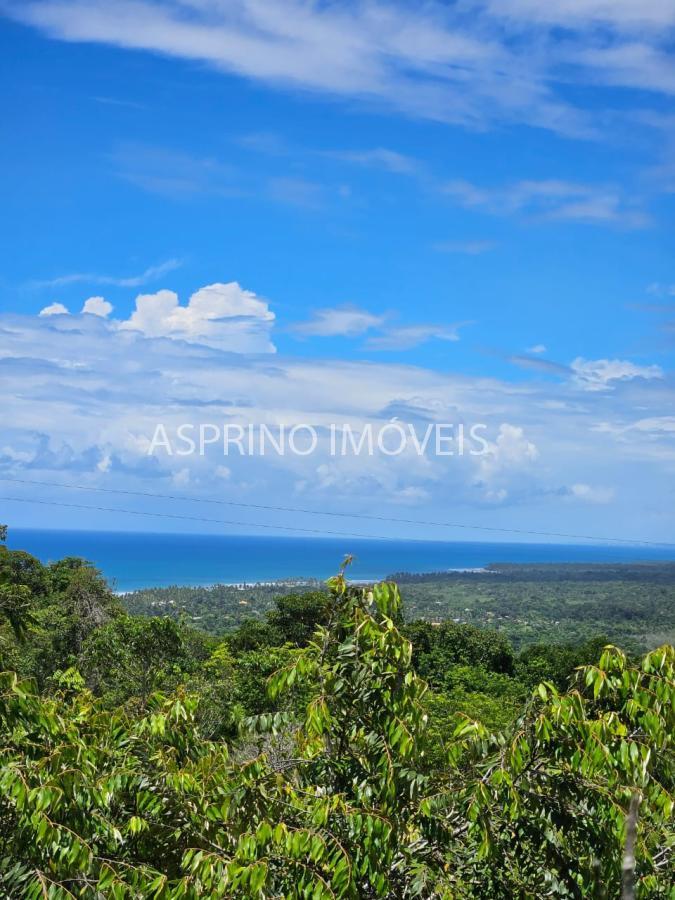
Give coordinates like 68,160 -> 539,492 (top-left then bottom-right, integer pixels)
9,528 -> 675,593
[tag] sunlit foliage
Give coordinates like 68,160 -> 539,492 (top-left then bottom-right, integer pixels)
0,541 -> 673,897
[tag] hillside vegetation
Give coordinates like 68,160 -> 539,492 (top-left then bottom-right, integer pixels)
124,562 -> 675,651
0,529 -> 673,897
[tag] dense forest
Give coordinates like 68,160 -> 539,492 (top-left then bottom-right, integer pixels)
124,562 -> 675,652
124,580 -> 324,637
0,527 -> 673,897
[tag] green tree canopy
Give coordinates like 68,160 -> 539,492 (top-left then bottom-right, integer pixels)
0,565 -> 672,897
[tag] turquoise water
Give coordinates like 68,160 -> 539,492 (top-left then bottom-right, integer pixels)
7,528 -> 675,592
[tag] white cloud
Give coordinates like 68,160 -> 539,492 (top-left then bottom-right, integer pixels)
367,324 -> 464,350
395,485 -> 432,504
298,310 -> 472,354
39,302 -> 69,316
570,483 -> 616,504
433,240 -> 496,255
474,423 -> 540,503
8,0 -> 675,139
292,306 -> 386,338
237,132 -> 291,155
331,148 -> 421,175
1,304 -> 674,539
630,416 -> 675,433
433,241 -> 496,256
647,282 -> 675,297
102,136 -> 649,236
528,344 -> 547,354
31,258 -> 182,289
119,282 -> 276,353
268,176 -> 323,208
485,0 -> 675,30
444,178 -> 648,227
596,416 -> 675,439
562,39 -> 675,97
482,423 -> 539,471
82,296 -> 113,317
571,357 -> 664,390
119,289 -> 179,337
111,143 -> 239,198
172,467 -> 191,487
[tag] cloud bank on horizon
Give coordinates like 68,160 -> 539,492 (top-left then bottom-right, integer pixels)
1,282 -> 674,542
1,0 -> 674,541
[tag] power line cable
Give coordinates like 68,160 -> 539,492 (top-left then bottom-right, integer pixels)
1,476 -> 674,548
0,495 -> 457,543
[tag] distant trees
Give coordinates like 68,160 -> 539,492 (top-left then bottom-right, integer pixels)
124,580 -> 327,636
405,619 -> 515,682
0,540 -> 123,689
266,590 -> 331,645
0,545 -> 50,600
227,590 -> 330,652
515,635 -> 610,689
79,615 -> 203,708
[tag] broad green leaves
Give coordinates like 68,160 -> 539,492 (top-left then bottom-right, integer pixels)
0,566 -> 672,898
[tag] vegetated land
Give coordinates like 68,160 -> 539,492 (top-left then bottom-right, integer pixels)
125,562 -> 675,651
1,527 -> 674,897
124,579 -> 323,633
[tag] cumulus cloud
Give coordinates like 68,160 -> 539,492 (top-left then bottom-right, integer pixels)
473,424 -> 540,503
39,302 -> 69,316
527,344 -> 547,354
1,301 -> 674,539
119,282 -> 276,352
480,424 -> 539,472
82,296 -> 113,317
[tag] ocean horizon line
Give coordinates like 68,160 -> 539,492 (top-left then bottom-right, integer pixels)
6,527 -> 675,593
8,524 -> 675,549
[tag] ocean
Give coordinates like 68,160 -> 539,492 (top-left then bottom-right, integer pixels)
6,528 -> 675,592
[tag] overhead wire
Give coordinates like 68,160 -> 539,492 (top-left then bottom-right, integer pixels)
1,475 -> 674,548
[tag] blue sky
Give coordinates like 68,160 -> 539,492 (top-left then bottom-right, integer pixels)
1,0 -> 674,543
